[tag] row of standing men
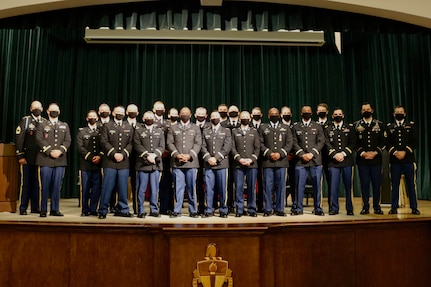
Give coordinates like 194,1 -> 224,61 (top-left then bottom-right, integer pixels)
15,100 -> 420,218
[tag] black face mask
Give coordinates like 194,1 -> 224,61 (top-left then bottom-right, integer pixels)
88,118 -> 97,125
99,112 -> 110,118
362,111 -> 372,119
127,112 -> 137,119
115,114 -> 124,121
302,113 -> 312,121
282,115 -> 292,122
394,114 -> 405,121
170,116 -> 178,122
180,115 -> 190,123
144,119 -> 154,126
196,116 -> 206,122
269,116 -> 280,123
49,111 -> 59,118
240,119 -> 250,126
155,110 -> 164,117
32,109 -> 42,117
211,119 -> 220,126
228,111 -> 239,118
318,112 -> 327,119
219,111 -> 228,118
333,116 -> 343,123
252,115 -> 261,121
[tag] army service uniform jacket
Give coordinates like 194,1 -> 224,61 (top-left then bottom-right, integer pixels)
231,127 -> 260,169
100,120 -> 134,170
354,119 -> 387,166
258,122 -> 293,168
201,125 -> 232,169
324,122 -> 356,168
292,121 -> 325,167
133,124 -> 165,171
76,126 -> 103,171
15,115 -> 44,165
167,122 -> 202,169
387,120 -> 417,164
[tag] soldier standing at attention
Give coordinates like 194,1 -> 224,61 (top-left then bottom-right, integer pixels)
15,100 -> 44,215
36,103 -> 71,217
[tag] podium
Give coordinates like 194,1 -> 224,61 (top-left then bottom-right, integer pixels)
0,144 -> 18,212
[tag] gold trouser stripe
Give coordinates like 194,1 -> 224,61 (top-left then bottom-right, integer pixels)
37,166 -> 42,207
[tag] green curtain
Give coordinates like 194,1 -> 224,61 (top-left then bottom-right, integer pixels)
1,2 -> 430,199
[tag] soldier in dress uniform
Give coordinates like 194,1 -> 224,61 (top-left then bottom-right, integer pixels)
324,108 -> 356,215
201,111 -> 232,218
258,107 -> 293,217
387,105 -> 420,215
354,102 -> 386,215
15,100 -> 44,215
126,104 -> 139,214
194,107 -> 211,215
133,111 -> 165,218
232,111 -> 260,217
35,103 -> 71,217
291,105 -> 326,216
251,107 -> 264,213
281,106 -> 296,212
76,110 -> 102,216
166,107 -> 202,218
97,105 -> 134,219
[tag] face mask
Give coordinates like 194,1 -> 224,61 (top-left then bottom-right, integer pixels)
269,116 -> 279,123
49,111 -> 59,118
115,114 -> 124,121
180,115 -> 190,123
170,116 -> 178,122
240,119 -> 250,126
318,112 -> 327,119
228,111 -> 239,118
333,116 -> 343,123
127,112 -> 137,119
211,119 -> 220,126
32,109 -> 42,117
196,116 -> 206,122
252,115 -> 261,121
362,111 -> 372,119
155,110 -> 164,117
395,114 -> 405,121
282,115 -> 292,122
144,119 -> 154,126
302,113 -> 312,121
219,111 -> 228,118
99,112 -> 109,118
88,118 -> 97,125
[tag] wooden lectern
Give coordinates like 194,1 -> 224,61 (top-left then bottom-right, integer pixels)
0,144 -> 18,212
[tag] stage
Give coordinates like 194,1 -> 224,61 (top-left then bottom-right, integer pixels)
1,198 -> 431,287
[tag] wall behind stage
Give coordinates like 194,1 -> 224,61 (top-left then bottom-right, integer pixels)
0,2 -> 430,199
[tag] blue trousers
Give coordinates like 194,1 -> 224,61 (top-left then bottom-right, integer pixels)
205,168 -> 228,214
98,168 -> 130,215
39,166 -> 65,212
137,170 -> 161,214
234,167 -> 258,214
329,166 -> 354,212
80,169 -> 101,213
390,163 -> 417,209
295,165 -> 323,212
358,165 -> 382,211
19,164 -> 40,212
263,167 -> 286,213
172,168 -> 197,214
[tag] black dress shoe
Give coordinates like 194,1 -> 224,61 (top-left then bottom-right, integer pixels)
248,212 -> 257,217
315,210 -> 325,216
374,209 -> 384,215
170,212 -> 180,218
388,208 -> 398,214
81,212 -> 90,217
40,210 -> 47,217
263,211 -> 272,217
50,211 -> 64,216
360,209 -> 370,215
275,211 -> 287,217
19,210 -> 27,215
347,211 -> 354,216
329,210 -> 339,215
412,209 -> 421,215
30,209 -> 41,214
202,212 -> 213,218
291,210 -> 303,216
235,213 -> 242,217
90,211 -> 98,216
189,213 -> 199,218
137,213 -> 146,218
149,212 -> 161,218
98,213 -> 107,219
220,213 -> 228,218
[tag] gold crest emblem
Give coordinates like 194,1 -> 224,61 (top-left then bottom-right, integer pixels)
193,243 -> 233,287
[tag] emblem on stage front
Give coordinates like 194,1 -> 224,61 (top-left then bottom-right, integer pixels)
192,243 -> 233,287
